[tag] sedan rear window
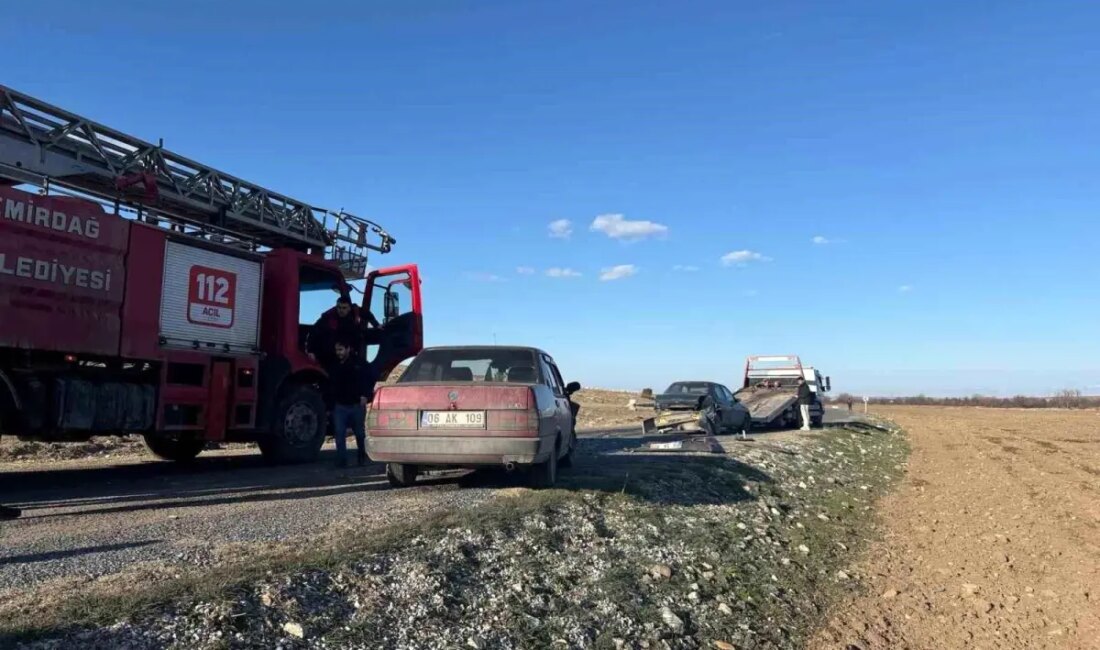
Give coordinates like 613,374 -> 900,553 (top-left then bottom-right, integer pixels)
400,348 -> 540,384
665,382 -> 710,395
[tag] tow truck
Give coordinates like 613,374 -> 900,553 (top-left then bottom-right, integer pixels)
733,355 -> 830,428
0,85 -> 422,464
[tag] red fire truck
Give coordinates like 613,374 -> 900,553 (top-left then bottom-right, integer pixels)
0,85 -> 422,463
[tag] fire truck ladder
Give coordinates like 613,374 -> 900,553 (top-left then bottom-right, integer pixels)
0,84 -> 392,279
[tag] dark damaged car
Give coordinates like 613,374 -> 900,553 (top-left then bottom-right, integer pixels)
367,346 -> 580,488
643,381 -> 751,436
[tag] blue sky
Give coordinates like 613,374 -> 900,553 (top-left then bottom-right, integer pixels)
6,0 -> 1098,396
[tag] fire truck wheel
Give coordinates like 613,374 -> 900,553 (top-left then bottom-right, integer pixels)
143,435 -> 205,463
261,385 -> 327,464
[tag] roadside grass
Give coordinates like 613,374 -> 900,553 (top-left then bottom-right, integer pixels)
1,424 -> 909,648
0,489 -> 571,639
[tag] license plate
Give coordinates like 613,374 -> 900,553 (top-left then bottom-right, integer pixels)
420,410 -> 486,429
649,441 -> 684,450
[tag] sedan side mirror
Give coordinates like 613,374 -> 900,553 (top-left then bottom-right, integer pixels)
565,381 -> 581,396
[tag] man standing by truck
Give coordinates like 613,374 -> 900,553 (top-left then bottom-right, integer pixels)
308,296 -> 378,366
328,337 -> 378,467
797,377 -> 813,431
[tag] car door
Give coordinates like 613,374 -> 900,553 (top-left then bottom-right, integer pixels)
362,265 -> 423,380
722,385 -> 750,430
546,357 -> 575,436
539,354 -> 571,444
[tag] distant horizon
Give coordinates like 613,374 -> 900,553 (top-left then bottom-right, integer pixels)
581,385 -> 1100,400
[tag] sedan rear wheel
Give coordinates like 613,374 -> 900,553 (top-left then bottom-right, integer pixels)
559,432 -> 576,468
386,463 -> 419,488
529,438 -> 559,489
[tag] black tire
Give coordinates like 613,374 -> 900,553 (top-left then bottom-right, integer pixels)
559,431 -> 576,468
258,384 -> 327,464
143,434 -> 205,462
529,437 -> 559,489
811,415 -> 824,428
386,463 -> 419,488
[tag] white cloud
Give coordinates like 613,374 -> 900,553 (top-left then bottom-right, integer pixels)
599,264 -> 638,281
590,213 -> 669,240
898,284 -> 913,293
515,266 -> 536,275
672,264 -> 700,272
720,250 -> 772,266
548,219 -> 573,239
464,272 -> 504,282
545,267 -> 582,278
812,235 -> 831,245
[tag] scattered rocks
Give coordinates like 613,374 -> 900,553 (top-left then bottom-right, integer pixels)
881,589 -> 899,599
960,583 -> 980,596
650,564 -> 673,580
282,621 -> 304,639
659,606 -> 685,633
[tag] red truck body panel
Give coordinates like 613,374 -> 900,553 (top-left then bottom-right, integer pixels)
119,223 -> 167,360
0,187 -> 129,356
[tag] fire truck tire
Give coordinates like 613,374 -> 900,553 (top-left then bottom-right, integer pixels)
143,435 -> 205,463
260,385 -> 327,464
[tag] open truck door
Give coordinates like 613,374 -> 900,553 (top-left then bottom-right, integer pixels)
363,264 -> 422,379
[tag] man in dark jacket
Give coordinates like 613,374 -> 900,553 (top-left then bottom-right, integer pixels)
308,296 -> 378,366
328,337 -> 378,467
0,504 -> 20,520
797,377 -> 813,431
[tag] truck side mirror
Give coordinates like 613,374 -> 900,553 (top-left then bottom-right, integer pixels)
825,376 -> 831,392
565,381 -> 581,396
383,290 -> 399,321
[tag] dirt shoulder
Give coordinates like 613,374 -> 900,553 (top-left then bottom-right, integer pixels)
811,406 -> 1100,650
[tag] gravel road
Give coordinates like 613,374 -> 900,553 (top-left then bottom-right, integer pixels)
0,442 -> 496,595
0,407 -> 858,601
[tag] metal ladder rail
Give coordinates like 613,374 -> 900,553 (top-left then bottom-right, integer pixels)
0,85 -> 395,276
